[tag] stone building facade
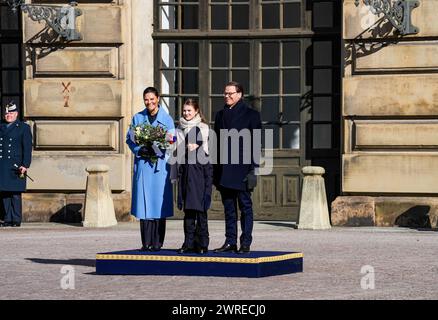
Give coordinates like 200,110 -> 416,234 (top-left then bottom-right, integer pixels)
332,0 -> 438,228
4,0 -> 153,222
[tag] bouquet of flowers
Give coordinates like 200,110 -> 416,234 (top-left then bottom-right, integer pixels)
131,123 -> 176,164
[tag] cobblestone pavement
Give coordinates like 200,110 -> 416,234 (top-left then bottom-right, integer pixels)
0,220 -> 437,300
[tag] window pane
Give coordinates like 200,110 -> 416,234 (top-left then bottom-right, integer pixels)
313,97 -> 332,121
160,5 -> 177,30
211,70 -> 228,94
212,43 -> 229,67
283,96 -> 300,121
283,42 -> 300,67
211,5 -> 228,30
182,70 -> 198,94
232,5 -> 249,29
314,41 -> 332,66
1,44 -> 20,68
182,43 -> 198,67
161,43 -> 176,68
261,97 -> 279,122
313,124 -> 332,149
262,125 -> 279,149
161,96 -> 178,120
283,3 -> 301,28
262,70 -> 279,94
313,2 -> 333,28
313,69 -> 332,94
161,70 -> 177,95
283,69 -> 300,94
232,70 -> 249,94
211,97 -> 225,120
2,71 -> 20,94
262,4 -> 279,29
262,42 -> 279,67
232,43 -> 249,67
182,5 -> 199,29
283,125 -> 300,149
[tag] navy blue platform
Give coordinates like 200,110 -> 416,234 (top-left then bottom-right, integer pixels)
96,249 -> 303,277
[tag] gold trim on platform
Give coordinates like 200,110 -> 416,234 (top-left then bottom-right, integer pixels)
96,253 -> 303,264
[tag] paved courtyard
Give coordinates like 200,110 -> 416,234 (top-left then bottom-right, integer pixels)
0,220 -> 437,300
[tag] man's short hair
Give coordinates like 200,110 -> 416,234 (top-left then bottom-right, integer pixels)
225,81 -> 244,96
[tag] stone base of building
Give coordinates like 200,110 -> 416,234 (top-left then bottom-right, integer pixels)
331,196 -> 438,228
22,192 -> 135,223
19,192 -> 232,223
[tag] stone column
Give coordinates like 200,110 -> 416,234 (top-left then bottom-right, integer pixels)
83,165 -> 117,228
298,166 -> 331,230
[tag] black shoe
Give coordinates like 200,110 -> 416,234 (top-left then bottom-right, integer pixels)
237,246 -> 250,254
214,243 -> 237,253
139,246 -> 149,251
177,246 -> 195,254
11,223 -> 21,227
197,247 -> 208,254
0,222 -> 12,227
150,246 -> 161,252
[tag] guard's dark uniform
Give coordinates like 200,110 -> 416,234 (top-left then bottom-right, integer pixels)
0,119 -> 32,225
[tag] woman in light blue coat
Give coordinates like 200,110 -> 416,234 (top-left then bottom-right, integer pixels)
126,87 -> 175,251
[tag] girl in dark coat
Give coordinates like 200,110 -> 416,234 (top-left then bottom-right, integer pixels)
176,99 -> 213,254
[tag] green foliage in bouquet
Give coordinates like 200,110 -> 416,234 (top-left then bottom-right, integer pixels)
131,123 -> 174,164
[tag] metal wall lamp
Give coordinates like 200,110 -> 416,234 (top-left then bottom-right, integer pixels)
355,0 -> 420,35
2,0 -> 82,41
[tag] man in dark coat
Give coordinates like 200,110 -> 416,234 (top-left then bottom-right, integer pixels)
213,81 -> 262,254
0,102 -> 32,227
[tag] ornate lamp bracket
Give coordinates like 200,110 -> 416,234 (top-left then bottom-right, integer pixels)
4,1 -> 82,41
354,0 -> 420,35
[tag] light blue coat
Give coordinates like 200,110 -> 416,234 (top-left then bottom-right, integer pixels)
126,106 -> 175,220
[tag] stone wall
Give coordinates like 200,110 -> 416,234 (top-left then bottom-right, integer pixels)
333,1 -> 438,227
21,0 -> 155,220
332,196 -> 438,229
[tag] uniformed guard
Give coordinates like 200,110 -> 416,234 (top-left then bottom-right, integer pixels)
0,102 -> 32,227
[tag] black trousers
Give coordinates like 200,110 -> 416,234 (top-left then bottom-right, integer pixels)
0,192 -> 22,224
183,209 -> 209,249
220,188 -> 253,247
140,219 -> 166,249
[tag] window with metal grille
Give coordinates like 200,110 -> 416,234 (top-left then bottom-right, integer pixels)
0,3 -> 23,117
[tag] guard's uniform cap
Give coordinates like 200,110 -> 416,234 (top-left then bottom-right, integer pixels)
5,102 -> 18,113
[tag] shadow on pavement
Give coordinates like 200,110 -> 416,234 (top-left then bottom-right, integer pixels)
50,223 -> 83,228
259,222 -> 297,229
26,258 -> 95,267
404,227 -> 438,232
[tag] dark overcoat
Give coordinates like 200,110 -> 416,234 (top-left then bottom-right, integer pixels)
177,126 -> 213,212
0,120 -> 32,192
213,99 -> 262,191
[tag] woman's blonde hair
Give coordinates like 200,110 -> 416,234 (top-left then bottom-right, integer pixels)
183,98 -> 207,123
